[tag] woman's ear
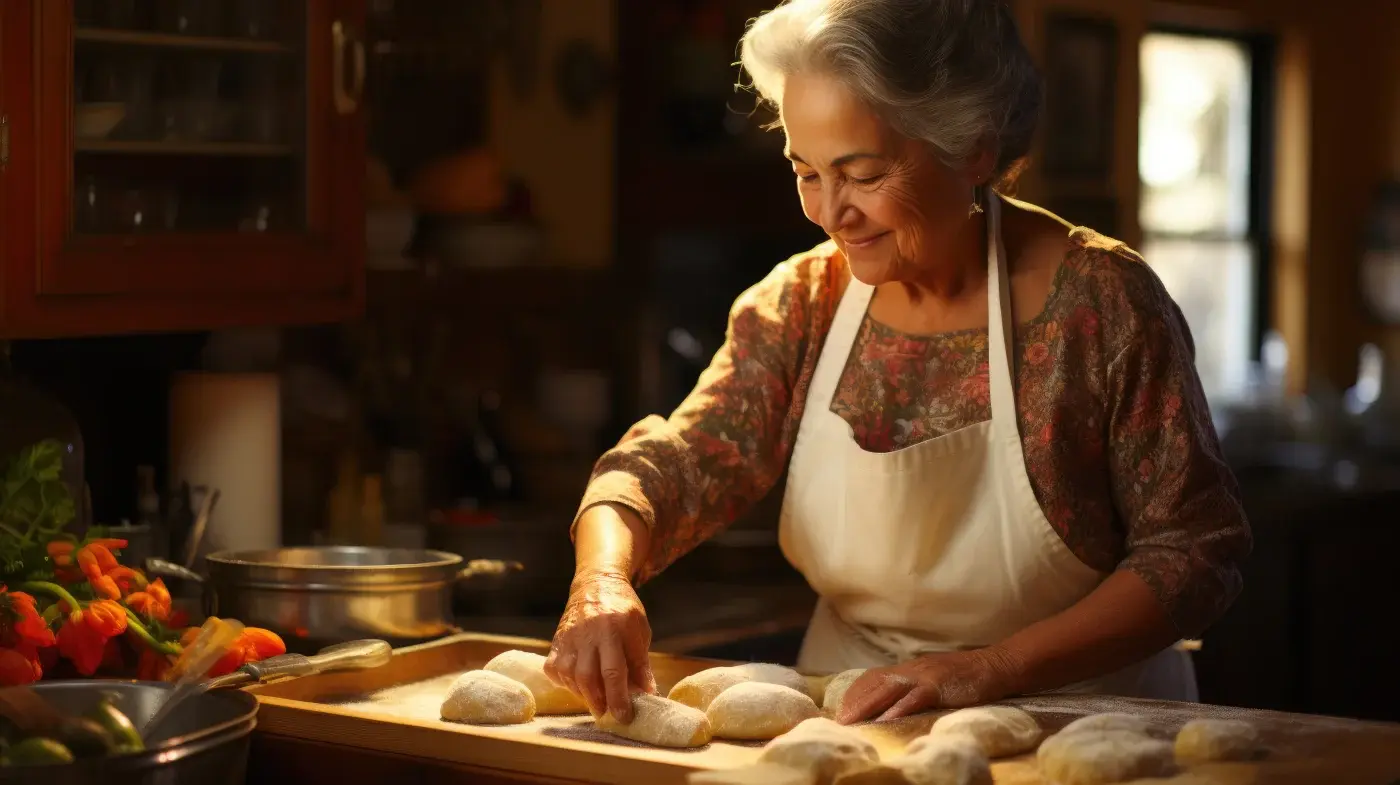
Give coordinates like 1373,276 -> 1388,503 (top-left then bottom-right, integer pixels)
963,137 -> 999,187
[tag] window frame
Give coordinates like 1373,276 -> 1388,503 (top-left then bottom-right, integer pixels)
1140,24 -> 1277,361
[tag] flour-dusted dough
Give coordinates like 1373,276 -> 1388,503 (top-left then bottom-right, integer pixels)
831,735 -> 990,785
1174,718 -> 1261,763
669,662 -> 811,710
440,669 -> 536,725
1036,729 -> 1176,785
821,669 -> 866,714
758,717 -> 880,783
483,649 -> 588,715
595,692 -> 713,748
898,735 -> 993,785
1058,712 -> 1154,737
927,705 -> 1041,758
708,682 -> 822,740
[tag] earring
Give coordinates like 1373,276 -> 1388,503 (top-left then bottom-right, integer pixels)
968,184 -> 984,217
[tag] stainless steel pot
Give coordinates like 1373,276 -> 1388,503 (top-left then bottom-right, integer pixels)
0,681 -> 256,785
154,546 -> 521,647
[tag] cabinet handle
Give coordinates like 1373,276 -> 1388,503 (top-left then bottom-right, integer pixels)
332,20 -> 366,115
1,115 -> 8,172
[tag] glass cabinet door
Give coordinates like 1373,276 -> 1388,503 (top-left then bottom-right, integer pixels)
71,1 -> 307,234
33,0 -> 364,300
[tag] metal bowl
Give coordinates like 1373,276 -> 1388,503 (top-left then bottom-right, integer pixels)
0,681 -> 258,785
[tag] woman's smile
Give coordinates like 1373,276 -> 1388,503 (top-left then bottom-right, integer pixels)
842,232 -> 890,250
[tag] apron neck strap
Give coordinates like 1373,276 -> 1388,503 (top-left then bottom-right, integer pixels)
984,192 -> 1019,431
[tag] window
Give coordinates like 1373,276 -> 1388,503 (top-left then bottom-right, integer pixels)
1139,30 -> 1274,405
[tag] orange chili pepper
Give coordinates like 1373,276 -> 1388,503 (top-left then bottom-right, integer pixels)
136,647 -> 174,682
57,599 -> 129,676
125,578 -> 171,622
202,627 -> 287,679
77,542 -> 128,600
46,541 -> 81,584
0,647 -> 41,686
2,590 -> 56,650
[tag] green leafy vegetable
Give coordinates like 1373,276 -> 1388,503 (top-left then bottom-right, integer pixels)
0,440 -> 77,580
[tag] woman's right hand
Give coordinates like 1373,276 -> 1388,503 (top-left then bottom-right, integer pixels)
544,568 -> 657,723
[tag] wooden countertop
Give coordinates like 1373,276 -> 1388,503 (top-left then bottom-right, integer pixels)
245,633 -> 1400,785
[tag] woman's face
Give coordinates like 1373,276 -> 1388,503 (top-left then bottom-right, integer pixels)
780,71 -> 980,286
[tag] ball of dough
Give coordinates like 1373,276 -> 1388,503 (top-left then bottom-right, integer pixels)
595,692 -> 713,748
440,669 -> 536,725
928,706 -> 1041,758
1058,712 -> 1153,737
708,682 -> 822,740
669,662 -> 811,710
1036,729 -> 1176,785
821,669 -> 866,714
831,736 -> 990,785
898,735 -> 993,785
483,649 -> 588,715
1174,718 -> 1261,763
759,716 -> 880,782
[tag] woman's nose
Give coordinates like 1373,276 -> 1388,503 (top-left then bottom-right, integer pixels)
814,191 -> 851,234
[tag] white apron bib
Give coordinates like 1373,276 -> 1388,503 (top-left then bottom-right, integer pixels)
777,194 -> 1197,701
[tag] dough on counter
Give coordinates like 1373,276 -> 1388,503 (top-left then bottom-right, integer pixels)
832,735 -> 990,785
1036,729 -> 1176,785
927,705 -> 1041,758
595,692 -> 713,748
1174,718 -> 1261,763
1058,712 -> 1154,737
758,717 -> 880,783
708,682 -> 822,740
483,650 -> 588,715
440,669 -> 536,725
669,662 -> 811,710
821,669 -> 866,714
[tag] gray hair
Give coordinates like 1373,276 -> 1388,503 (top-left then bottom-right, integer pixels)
739,0 -> 1041,186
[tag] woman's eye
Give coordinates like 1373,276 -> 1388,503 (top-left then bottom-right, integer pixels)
851,174 -> 885,185
796,172 -> 820,183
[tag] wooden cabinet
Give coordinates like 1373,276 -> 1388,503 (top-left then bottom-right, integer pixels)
0,0 -> 365,338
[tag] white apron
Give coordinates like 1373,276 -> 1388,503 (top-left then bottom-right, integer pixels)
777,193 -> 1197,701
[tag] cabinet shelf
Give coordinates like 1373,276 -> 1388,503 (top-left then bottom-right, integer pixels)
74,28 -> 293,54
75,139 -> 294,157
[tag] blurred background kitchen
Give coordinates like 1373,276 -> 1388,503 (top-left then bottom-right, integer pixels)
2,0 -> 1398,725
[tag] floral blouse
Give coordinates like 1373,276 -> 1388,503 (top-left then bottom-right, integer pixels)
577,229 -> 1252,638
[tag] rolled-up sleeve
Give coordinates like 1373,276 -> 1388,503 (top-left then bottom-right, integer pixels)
574,254 -> 824,584
1104,265 -> 1252,637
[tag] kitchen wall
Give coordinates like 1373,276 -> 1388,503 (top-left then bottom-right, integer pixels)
487,0 -> 615,268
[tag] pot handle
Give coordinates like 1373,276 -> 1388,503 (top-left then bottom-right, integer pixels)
145,558 -> 205,583
456,559 -> 524,581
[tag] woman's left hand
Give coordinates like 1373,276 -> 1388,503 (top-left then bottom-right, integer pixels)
835,647 -> 1022,723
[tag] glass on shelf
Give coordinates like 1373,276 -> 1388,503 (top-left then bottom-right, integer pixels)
69,3 -> 308,235
156,0 -> 226,37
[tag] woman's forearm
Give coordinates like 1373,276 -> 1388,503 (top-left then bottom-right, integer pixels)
991,569 -> 1181,695
573,503 -> 651,581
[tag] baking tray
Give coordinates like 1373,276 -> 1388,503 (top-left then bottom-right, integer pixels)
247,632 -> 1400,785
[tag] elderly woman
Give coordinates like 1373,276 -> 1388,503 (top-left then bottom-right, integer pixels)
546,0 -> 1251,725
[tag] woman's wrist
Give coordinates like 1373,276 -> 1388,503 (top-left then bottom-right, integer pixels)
573,502 -> 649,583
977,642 -> 1030,698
